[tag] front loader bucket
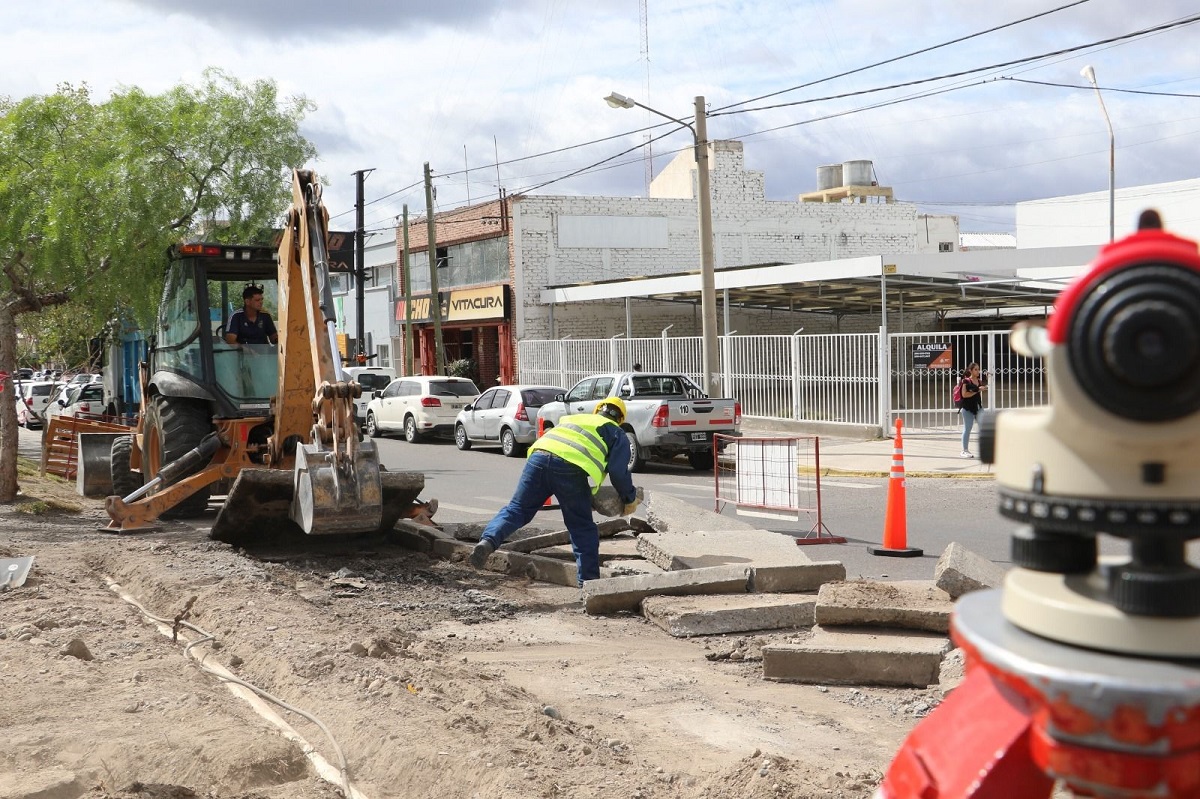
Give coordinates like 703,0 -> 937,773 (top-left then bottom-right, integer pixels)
291,441 -> 382,535
209,466 -> 427,547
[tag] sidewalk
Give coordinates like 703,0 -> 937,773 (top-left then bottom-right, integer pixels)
737,420 -> 992,479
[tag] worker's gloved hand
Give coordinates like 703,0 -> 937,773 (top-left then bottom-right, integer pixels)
622,496 -> 642,516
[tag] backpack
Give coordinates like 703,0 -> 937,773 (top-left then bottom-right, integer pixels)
952,378 -> 965,408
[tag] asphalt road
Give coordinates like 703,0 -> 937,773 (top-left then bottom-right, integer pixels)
17,423 -> 1007,581
368,431 -> 1004,581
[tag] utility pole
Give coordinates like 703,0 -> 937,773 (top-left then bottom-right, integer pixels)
402,204 -> 414,375
423,162 -> 446,374
352,167 -> 374,365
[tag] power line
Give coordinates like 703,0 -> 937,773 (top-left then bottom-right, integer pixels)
710,0 -> 1094,114
1003,77 -> 1200,97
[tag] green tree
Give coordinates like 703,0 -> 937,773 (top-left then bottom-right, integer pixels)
0,69 -> 316,501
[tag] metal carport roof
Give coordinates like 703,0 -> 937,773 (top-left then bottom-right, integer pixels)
539,245 -> 1102,324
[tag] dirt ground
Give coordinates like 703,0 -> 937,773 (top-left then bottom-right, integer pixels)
0,468 -> 939,799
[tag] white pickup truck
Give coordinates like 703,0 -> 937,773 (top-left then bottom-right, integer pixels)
536,372 -> 741,471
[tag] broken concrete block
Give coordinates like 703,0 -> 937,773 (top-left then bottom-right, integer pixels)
502,518 -> 630,553
934,542 -> 1006,599
762,628 -> 951,688
582,565 -> 752,615
592,486 -> 644,517
751,562 -> 846,593
629,491 -> 759,536
642,593 -> 816,637
637,529 -> 813,571
815,580 -> 954,633
938,647 -> 966,696
604,559 -> 665,577
432,538 -> 615,587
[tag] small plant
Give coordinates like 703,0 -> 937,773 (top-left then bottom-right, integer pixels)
446,358 -> 478,381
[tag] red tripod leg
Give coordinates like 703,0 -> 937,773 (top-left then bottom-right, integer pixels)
878,666 -> 1056,799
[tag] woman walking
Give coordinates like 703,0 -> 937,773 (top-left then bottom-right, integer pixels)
956,362 -> 987,458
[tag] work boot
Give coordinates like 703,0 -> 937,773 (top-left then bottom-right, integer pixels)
469,539 -> 496,569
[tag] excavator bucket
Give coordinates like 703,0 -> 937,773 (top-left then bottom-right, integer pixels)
209,464 -> 427,547
291,440 -> 382,534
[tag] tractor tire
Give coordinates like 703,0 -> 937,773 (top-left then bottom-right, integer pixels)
110,435 -> 143,498
145,395 -> 214,518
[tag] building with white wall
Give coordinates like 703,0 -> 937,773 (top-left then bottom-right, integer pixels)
331,230 -> 396,368
1016,177 -> 1200,247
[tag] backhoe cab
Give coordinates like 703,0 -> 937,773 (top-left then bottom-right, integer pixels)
105,170 -> 429,542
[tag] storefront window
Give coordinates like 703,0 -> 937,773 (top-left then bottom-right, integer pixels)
406,236 -> 507,293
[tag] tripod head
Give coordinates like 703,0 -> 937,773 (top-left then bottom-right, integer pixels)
984,209 -> 1200,655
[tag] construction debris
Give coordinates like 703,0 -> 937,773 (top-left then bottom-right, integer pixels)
637,528 -> 814,571
934,542 -> 1006,598
642,593 -> 817,637
762,628 -> 952,688
815,580 -> 954,633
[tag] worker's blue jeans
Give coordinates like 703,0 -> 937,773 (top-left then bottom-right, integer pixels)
480,451 -> 601,587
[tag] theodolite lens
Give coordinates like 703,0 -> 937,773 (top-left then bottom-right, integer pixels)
1069,263 -> 1200,422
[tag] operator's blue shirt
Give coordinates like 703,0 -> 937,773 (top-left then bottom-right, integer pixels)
226,310 -> 277,344
596,421 -> 637,504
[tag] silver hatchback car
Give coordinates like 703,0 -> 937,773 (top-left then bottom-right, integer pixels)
454,384 -> 564,457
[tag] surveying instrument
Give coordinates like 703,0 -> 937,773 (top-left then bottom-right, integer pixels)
877,210 -> 1200,798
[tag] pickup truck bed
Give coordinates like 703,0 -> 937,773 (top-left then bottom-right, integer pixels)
536,372 -> 740,471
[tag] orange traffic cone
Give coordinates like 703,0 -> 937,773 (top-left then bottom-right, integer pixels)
868,418 -> 923,558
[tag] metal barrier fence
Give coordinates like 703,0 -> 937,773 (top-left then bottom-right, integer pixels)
518,329 -> 1044,436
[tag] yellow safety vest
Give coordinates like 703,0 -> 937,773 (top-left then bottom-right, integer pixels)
530,414 -> 615,493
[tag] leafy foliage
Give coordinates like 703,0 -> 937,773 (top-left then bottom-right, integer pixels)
446,358 -> 479,381
0,68 -> 318,501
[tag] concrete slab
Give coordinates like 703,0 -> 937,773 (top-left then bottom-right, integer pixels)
642,593 -> 816,637
637,529 -> 814,571
762,628 -> 951,687
605,559 -> 665,577
815,580 -> 954,633
432,538 -> 615,587
934,542 -> 1006,599
582,565 -> 752,615
751,562 -> 846,593
629,491 -> 759,536
501,518 -> 630,553
538,537 -> 644,561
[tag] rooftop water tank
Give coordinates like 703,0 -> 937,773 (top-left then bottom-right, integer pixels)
817,164 -> 843,191
842,160 -> 874,187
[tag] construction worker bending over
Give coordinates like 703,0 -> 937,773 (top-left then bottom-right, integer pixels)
469,398 -> 640,587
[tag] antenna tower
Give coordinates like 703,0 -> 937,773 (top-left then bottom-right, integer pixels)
640,0 -> 652,194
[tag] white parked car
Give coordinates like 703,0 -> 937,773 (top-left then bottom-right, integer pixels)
14,381 -> 64,428
454,384 -> 564,457
343,365 -> 397,428
45,382 -> 106,422
364,375 -> 480,442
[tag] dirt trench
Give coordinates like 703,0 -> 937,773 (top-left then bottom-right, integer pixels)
0,497 -> 930,799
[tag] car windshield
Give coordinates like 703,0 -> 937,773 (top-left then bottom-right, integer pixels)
355,373 -> 392,391
429,380 -> 479,397
30,384 -> 55,397
78,386 -> 104,403
521,388 -> 562,407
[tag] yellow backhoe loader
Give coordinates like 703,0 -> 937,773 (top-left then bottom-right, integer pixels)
104,170 -> 431,544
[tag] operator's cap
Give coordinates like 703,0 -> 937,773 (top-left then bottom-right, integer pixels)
595,397 -> 626,424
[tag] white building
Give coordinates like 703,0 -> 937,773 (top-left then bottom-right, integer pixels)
1016,176 -> 1200,247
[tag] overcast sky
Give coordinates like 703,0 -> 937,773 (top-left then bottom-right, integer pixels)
3,1 -> 1198,237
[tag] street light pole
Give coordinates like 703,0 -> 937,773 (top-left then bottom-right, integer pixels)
1080,65 -> 1115,242
604,92 -> 720,398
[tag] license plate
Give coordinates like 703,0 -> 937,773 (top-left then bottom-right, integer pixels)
690,432 -> 708,442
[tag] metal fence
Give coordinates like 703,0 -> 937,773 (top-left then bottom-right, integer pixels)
518,329 -> 1044,436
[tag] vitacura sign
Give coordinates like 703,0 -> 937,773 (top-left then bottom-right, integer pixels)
396,285 -> 508,324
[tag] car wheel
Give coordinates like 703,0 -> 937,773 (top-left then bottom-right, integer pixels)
365,412 -> 380,439
688,451 -> 714,471
455,423 -> 472,450
626,430 -> 646,472
404,415 -> 422,443
500,427 -> 523,458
